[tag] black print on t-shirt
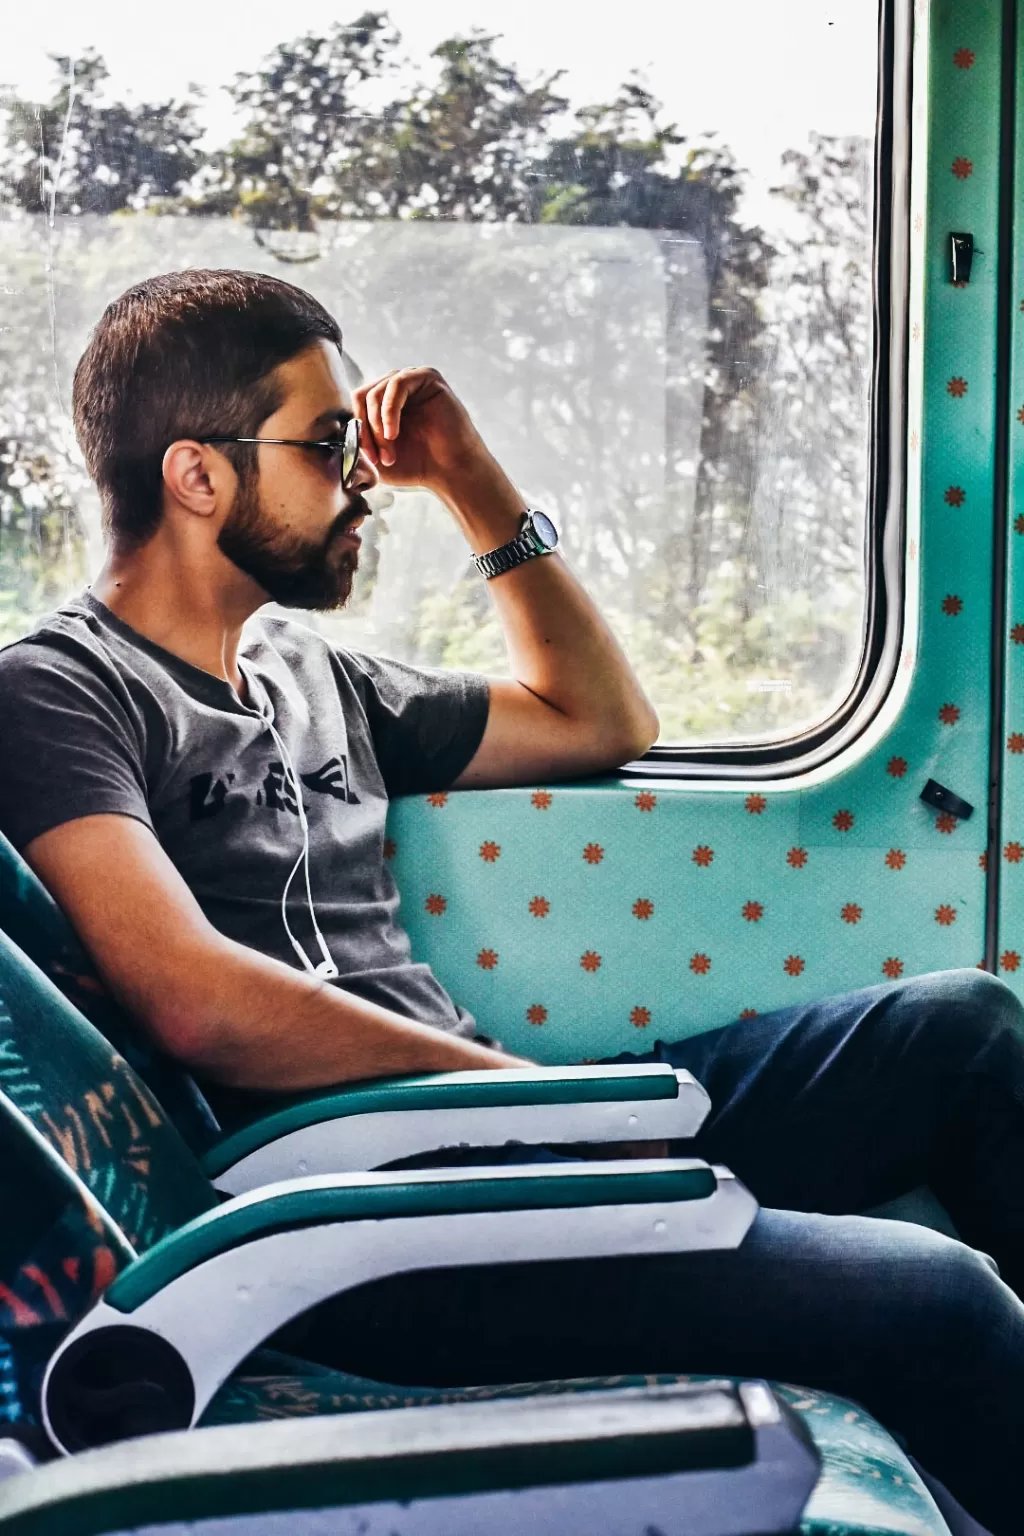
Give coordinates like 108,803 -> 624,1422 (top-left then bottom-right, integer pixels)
256,761 -> 299,815
189,754 -> 359,822
190,771 -> 235,820
300,755 -> 360,805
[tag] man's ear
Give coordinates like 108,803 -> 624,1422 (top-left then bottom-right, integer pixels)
162,441 -> 236,519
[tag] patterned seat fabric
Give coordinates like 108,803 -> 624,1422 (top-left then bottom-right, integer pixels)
0,831 -> 220,1151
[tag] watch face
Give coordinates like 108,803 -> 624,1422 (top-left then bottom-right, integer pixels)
531,511 -> 559,550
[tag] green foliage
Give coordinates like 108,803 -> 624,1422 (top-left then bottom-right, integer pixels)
1,49 -> 203,215
0,440 -> 88,646
0,20 -> 871,743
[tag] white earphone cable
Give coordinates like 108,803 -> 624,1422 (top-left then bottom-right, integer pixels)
242,663 -> 339,982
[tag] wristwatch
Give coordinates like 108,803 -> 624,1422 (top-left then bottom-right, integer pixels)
473,510 -> 559,579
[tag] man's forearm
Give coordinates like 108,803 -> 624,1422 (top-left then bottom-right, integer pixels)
439,456 -> 658,751
158,933 -> 524,1091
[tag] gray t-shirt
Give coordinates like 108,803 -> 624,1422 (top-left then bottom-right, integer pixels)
0,591 -> 489,1046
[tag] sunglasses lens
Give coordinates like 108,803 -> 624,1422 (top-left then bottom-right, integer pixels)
342,418 -> 359,483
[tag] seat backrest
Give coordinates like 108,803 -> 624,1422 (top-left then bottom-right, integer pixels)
0,923 -> 217,1252
0,925 -> 218,1440
0,832 -> 220,1150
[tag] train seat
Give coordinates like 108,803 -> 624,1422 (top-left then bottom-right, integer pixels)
0,894 -> 959,1534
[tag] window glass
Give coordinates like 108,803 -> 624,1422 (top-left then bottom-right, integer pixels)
0,1 -> 878,744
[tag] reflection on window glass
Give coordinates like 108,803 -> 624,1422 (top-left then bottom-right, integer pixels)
0,2 -> 877,744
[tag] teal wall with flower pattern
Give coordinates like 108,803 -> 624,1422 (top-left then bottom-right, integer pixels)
386,0 -> 1018,1061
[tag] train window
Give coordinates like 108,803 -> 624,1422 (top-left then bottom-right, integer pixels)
0,2 -> 881,747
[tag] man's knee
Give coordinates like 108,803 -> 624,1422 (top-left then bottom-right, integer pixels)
900,1233 -> 1017,1363
888,968 -> 1024,1066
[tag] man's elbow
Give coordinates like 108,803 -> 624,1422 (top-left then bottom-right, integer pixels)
611,703 -> 660,763
128,945 -> 241,1081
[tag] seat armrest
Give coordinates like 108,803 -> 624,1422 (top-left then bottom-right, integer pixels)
14,1382 -> 819,1536
43,1159 -> 756,1455
206,1063 -> 711,1194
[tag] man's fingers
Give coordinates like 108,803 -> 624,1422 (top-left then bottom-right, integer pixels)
359,374 -> 395,467
381,372 -> 411,442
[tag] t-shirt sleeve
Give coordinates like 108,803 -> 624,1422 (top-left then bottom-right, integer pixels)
0,640 -> 154,851
338,649 -> 491,798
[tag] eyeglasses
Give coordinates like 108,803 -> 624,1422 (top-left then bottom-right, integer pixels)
200,416 -> 362,490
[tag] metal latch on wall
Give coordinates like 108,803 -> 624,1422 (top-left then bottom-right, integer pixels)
920,779 -> 974,820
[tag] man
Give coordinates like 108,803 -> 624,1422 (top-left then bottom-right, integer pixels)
0,270 -> 1020,1532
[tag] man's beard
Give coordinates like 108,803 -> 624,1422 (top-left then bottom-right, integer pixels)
218,475 -> 369,611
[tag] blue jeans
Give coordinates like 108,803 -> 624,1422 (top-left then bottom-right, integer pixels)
295,969 -> 1024,1534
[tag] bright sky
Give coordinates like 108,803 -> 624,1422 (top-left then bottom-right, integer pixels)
1,0 -> 878,199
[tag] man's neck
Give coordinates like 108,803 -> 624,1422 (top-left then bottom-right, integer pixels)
91,553 -> 262,701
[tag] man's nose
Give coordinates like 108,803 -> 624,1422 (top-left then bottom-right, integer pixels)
351,448 -> 378,494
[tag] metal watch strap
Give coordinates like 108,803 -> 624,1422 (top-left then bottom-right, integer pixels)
474,515 -> 549,579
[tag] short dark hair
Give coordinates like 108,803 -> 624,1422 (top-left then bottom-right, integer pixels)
72,269 -> 343,550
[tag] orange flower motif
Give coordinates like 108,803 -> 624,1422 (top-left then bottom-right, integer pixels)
938,704 -> 961,725
784,955 -> 805,977
528,896 -> 551,918
1012,624 -> 1024,646
382,838 -> 397,860
953,46 -> 975,68
424,894 -> 447,916
476,949 -> 498,970
632,898 -> 655,920
887,756 -> 908,778
1001,951 -> 1021,972
833,810 -> 854,832
1008,733 -> 1024,754
738,1008 -> 758,1019
745,794 -> 767,815
690,953 -> 711,975
426,792 -> 449,808
841,903 -> 863,924
885,849 -> 907,869
941,595 -> 963,617
742,901 -> 764,922
936,813 -> 957,835
692,845 -> 714,867
479,840 -> 501,863
630,1005 -> 651,1028
935,905 -> 957,926
944,486 -> 965,507
1006,842 -> 1024,864
882,957 -> 904,979
580,950 -> 602,973
1016,514 -> 1024,534
582,843 -> 605,865
980,851 -> 989,872
526,1004 -> 548,1026
1018,405 -> 1024,427
531,790 -> 552,810
951,159 -> 973,181
786,847 -> 808,868
635,791 -> 657,811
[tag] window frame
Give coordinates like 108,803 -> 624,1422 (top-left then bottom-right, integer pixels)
626,0 -> 912,778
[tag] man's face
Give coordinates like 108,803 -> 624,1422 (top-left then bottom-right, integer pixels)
217,340 -> 378,611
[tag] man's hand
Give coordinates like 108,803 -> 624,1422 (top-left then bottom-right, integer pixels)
353,366 -> 494,497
